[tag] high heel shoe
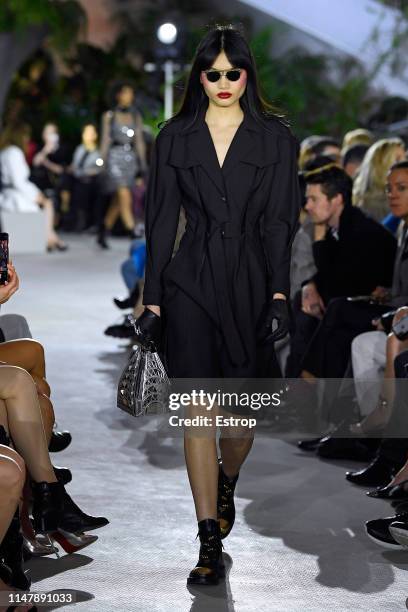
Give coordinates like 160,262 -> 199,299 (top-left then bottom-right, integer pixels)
50,529 -> 98,554
23,534 -> 59,557
367,479 -> 408,500
217,458 -> 239,540
187,519 -> 225,586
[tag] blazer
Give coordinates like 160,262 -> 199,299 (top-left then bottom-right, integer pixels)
142,102 -> 301,368
310,204 -> 397,304
391,223 -> 408,307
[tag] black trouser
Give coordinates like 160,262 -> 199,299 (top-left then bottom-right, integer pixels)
285,290 -> 320,377
300,297 -> 390,378
67,177 -> 101,231
378,350 -> 408,466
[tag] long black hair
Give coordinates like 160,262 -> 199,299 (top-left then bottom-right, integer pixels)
162,24 -> 288,131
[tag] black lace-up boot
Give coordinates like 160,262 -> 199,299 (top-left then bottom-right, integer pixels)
217,458 -> 239,539
187,519 -> 225,586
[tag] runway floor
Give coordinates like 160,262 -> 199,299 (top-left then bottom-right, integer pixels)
8,235 -> 408,611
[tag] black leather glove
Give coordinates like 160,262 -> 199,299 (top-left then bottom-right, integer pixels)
134,308 -> 162,351
257,299 -> 290,345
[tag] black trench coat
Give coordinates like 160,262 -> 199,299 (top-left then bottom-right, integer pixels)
142,102 -> 301,373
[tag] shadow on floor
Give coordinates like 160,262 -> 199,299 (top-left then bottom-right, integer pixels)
187,553 -> 236,612
26,554 -> 95,608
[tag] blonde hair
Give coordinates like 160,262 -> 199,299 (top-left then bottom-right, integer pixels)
298,135 -> 325,170
353,138 -> 405,206
342,128 -> 374,150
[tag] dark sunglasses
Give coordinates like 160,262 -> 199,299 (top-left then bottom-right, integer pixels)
203,68 -> 243,83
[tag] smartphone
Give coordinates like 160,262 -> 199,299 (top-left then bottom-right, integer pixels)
0,233 -> 9,285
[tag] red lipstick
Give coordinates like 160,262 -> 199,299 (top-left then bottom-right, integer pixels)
217,92 -> 232,99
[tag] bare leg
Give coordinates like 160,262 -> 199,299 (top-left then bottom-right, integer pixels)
117,187 -> 135,231
0,367 -> 57,483
351,334 -> 408,433
184,402 -> 218,521
42,199 -> 60,246
381,334 -> 408,407
104,194 -> 120,231
219,427 -> 255,478
0,446 -> 25,544
0,339 -> 47,381
0,340 -> 55,442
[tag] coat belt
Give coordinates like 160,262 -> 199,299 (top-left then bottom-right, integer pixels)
205,220 -> 248,367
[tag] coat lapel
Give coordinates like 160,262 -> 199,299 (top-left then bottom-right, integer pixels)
168,104 -> 281,194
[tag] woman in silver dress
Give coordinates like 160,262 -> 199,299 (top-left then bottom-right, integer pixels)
98,82 -> 147,248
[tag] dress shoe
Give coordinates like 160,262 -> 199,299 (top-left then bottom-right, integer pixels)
367,479 -> 408,500
49,430 -> 72,453
217,458 -> 239,539
187,519 -> 225,586
57,489 -> 109,533
23,534 -> 59,557
389,521 -> 408,548
365,513 -> 407,548
317,435 -> 377,462
51,529 -> 98,554
53,465 -> 72,485
346,456 -> 399,487
297,437 -> 322,452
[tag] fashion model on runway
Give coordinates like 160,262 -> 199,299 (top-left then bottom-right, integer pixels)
136,25 -> 301,585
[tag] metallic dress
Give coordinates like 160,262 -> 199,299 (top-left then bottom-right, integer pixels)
105,112 -> 139,191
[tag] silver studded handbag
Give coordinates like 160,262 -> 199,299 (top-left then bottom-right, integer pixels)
117,316 -> 171,417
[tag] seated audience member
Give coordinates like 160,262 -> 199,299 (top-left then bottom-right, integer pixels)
309,138 -> 341,164
286,163 -> 397,379
342,143 -> 369,179
364,349 -> 408,549
289,158 -> 335,300
353,137 -> 406,221
0,439 -> 29,602
335,161 -> 408,406
0,124 -> 67,251
342,128 -> 374,150
31,122 -> 71,217
298,136 -> 331,170
67,123 -> 103,231
0,262 -> 108,591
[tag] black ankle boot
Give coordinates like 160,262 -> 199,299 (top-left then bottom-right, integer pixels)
31,481 -> 64,534
0,512 -> 31,590
187,519 -> 225,586
57,489 -> 109,533
217,458 -> 239,540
